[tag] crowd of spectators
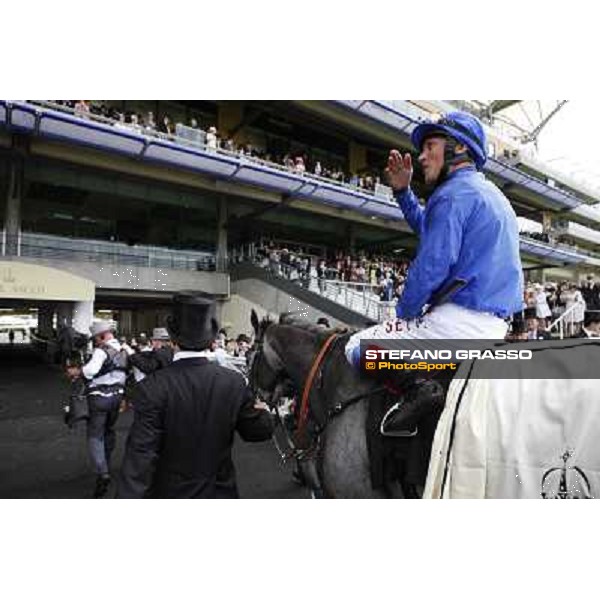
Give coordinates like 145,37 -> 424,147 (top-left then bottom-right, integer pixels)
119,329 -> 252,360
49,101 -> 388,196
253,241 -> 409,302
519,230 -> 551,243
519,229 -> 584,253
508,276 -> 599,340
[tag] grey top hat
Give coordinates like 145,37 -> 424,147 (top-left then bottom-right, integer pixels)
151,327 -> 170,341
90,320 -> 114,337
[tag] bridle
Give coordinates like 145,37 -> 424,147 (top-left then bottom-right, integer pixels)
248,325 -> 384,464
247,327 -> 286,407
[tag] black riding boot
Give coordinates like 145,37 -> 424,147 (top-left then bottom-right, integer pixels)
93,474 -> 111,499
380,380 -> 446,437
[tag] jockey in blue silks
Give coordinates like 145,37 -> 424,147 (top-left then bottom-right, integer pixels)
344,110 -> 524,435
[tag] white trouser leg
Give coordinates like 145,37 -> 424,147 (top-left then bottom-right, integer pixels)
345,303 -> 508,366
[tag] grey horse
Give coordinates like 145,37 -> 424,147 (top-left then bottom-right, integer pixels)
249,311 -> 435,498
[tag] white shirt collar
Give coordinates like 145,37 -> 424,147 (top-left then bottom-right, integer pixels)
173,350 -> 214,362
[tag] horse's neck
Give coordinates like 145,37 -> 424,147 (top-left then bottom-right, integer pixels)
271,327 -> 372,400
324,340 -> 376,399
270,326 -> 320,387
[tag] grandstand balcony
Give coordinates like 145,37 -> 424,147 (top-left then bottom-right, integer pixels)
0,101 -> 403,223
552,220 -> 600,248
330,100 -> 598,217
518,234 -> 600,267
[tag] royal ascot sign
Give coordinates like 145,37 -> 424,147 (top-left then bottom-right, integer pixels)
0,261 -> 95,302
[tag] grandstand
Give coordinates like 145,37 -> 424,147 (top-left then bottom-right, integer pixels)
1,100 -> 598,346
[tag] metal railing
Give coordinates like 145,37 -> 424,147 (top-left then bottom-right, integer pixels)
2,231 -> 217,271
547,300 -> 586,339
26,101 -> 394,204
254,259 -> 397,322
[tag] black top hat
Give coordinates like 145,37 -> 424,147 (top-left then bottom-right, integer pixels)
167,292 -> 219,350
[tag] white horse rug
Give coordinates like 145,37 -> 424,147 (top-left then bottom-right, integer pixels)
424,340 -> 600,499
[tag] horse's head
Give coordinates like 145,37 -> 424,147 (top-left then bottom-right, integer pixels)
248,310 -> 287,406
248,310 -> 342,408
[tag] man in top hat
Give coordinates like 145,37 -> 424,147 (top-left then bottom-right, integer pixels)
118,292 -> 274,498
123,327 -> 174,379
66,319 -> 128,498
574,310 -> 600,338
525,307 -> 551,341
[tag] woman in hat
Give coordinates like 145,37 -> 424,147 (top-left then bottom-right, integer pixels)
533,283 -> 552,328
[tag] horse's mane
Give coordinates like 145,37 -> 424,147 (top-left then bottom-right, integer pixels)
279,313 -> 324,334
278,313 -> 349,341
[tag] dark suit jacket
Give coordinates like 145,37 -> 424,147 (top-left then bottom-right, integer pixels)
118,357 -> 273,498
129,346 -> 174,374
528,330 -> 552,341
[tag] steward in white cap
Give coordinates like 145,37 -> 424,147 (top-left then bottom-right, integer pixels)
67,319 -> 128,498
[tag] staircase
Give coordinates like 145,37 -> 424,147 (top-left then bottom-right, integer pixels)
547,301 -> 586,339
229,261 -> 391,326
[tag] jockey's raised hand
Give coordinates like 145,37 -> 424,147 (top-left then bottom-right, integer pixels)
386,150 -> 413,191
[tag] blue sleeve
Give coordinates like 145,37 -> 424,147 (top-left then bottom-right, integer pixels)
395,187 -> 425,235
397,196 -> 464,319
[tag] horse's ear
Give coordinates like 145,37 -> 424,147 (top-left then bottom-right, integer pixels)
251,309 -> 260,335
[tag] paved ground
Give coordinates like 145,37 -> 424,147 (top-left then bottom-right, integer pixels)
0,345 -> 309,499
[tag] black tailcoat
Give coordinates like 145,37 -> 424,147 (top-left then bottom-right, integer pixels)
118,357 -> 273,498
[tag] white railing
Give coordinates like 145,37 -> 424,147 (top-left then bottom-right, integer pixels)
548,300 -> 586,339
255,259 -> 398,322
5,232 -> 216,271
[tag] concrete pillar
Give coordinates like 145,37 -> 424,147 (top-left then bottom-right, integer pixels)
4,159 -> 23,256
56,302 -> 73,328
72,300 -> 94,336
216,198 -> 228,272
37,303 -> 54,338
349,141 -> 367,175
347,224 -> 356,254
215,299 -> 226,328
217,102 -> 244,142
132,308 -> 164,338
542,211 -> 552,233
118,309 -> 133,337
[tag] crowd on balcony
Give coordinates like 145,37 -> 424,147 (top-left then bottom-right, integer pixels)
519,229 -> 584,253
49,101 -> 388,196
519,230 -> 551,243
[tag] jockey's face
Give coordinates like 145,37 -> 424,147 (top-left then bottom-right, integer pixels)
419,136 -> 446,184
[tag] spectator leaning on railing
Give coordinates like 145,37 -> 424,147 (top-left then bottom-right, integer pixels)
206,126 -> 218,150
46,101 -> 409,202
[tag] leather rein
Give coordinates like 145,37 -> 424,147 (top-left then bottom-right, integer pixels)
251,329 -> 383,461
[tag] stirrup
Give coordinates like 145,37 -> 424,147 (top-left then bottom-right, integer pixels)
380,402 -> 418,438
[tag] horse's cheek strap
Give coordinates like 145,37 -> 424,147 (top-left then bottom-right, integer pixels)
297,333 -> 338,439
